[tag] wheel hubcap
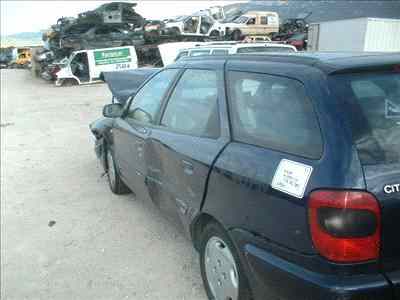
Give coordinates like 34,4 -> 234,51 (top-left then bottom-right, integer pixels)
107,151 -> 116,188
205,236 -> 239,300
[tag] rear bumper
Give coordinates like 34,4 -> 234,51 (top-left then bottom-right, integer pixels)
230,229 -> 394,300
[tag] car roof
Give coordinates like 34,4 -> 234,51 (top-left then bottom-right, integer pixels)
176,52 -> 400,74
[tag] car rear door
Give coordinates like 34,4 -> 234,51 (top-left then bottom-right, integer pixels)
203,63 -> 331,254
112,68 -> 180,202
145,62 -> 230,232
329,71 -> 400,294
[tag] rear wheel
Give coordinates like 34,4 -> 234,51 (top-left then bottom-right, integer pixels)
106,147 -> 131,195
199,222 -> 253,300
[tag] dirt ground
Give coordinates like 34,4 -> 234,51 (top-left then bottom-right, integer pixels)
0,70 -> 207,300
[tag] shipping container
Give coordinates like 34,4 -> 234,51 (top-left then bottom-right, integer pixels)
308,17 -> 400,52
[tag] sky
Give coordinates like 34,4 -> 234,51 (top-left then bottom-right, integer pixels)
1,0 -> 244,36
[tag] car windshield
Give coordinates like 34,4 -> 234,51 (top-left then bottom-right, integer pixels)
329,72 -> 400,165
237,46 -> 295,53
234,16 -> 249,24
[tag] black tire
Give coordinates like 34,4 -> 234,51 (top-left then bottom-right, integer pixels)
171,27 -> 180,37
199,222 -> 253,300
210,30 -> 220,38
105,146 -> 131,195
231,30 -> 242,41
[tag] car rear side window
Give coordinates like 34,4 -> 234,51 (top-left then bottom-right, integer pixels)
227,71 -> 323,159
329,72 -> 400,165
161,69 -> 220,138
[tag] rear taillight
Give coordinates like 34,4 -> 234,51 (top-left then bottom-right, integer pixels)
308,190 -> 381,263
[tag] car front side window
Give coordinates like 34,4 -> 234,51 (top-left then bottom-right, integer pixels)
161,69 -> 220,138
126,69 -> 179,124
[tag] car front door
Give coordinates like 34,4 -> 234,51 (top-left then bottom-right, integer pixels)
145,63 -> 230,232
112,68 -> 180,202
199,16 -> 214,35
242,16 -> 257,35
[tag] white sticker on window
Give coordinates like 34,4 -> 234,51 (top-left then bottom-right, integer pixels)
271,159 -> 313,199
386,99 -> 400,119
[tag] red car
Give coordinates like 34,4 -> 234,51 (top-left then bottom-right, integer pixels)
286,33 -> 307,50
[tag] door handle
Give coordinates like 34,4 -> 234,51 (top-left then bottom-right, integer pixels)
136,127 -> 148,135
182,160 -> 194,175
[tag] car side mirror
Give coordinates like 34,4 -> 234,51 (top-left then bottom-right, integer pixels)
103,103 -> 123,118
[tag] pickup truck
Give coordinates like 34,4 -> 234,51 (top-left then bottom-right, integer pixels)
91,53 -> 400,300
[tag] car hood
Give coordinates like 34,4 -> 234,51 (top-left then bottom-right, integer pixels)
101,68 -> 160,105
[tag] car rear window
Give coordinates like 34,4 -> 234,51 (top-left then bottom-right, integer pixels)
330,72 -> 400,165
227,71 -> 323,159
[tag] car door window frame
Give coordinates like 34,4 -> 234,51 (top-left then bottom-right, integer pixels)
122,68 -> 183,127
156,67 -> 223,139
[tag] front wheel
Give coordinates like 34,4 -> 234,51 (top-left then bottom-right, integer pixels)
106,147 -> 131,195
199,222 -> 253,300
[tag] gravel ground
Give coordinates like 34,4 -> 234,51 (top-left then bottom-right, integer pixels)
0,70 -> 207,300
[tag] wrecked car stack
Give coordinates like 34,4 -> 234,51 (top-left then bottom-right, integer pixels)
34,2 -> 146,81
31,1 -> 293,85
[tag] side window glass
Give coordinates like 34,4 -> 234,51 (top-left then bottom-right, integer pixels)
212,49 -> 229,55
127,69 -> 179,124
190,49 -> 211,57
247,18 -> 256,25
228,71 -> 323,159
351,80 -> 386,98
161,69 -> 220,138
260,16 -> 268,25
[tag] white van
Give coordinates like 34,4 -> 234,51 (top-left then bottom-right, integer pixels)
55,46 -> 138,86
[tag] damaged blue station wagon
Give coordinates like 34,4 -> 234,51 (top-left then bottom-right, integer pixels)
90,53 -> 400,300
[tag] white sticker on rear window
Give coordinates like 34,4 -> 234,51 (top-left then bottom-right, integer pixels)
386,100 -> 400,119
271,159 -> 313,199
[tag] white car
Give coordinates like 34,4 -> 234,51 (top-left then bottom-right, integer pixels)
172,42 -> 297,64
164,13 -> 225,38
